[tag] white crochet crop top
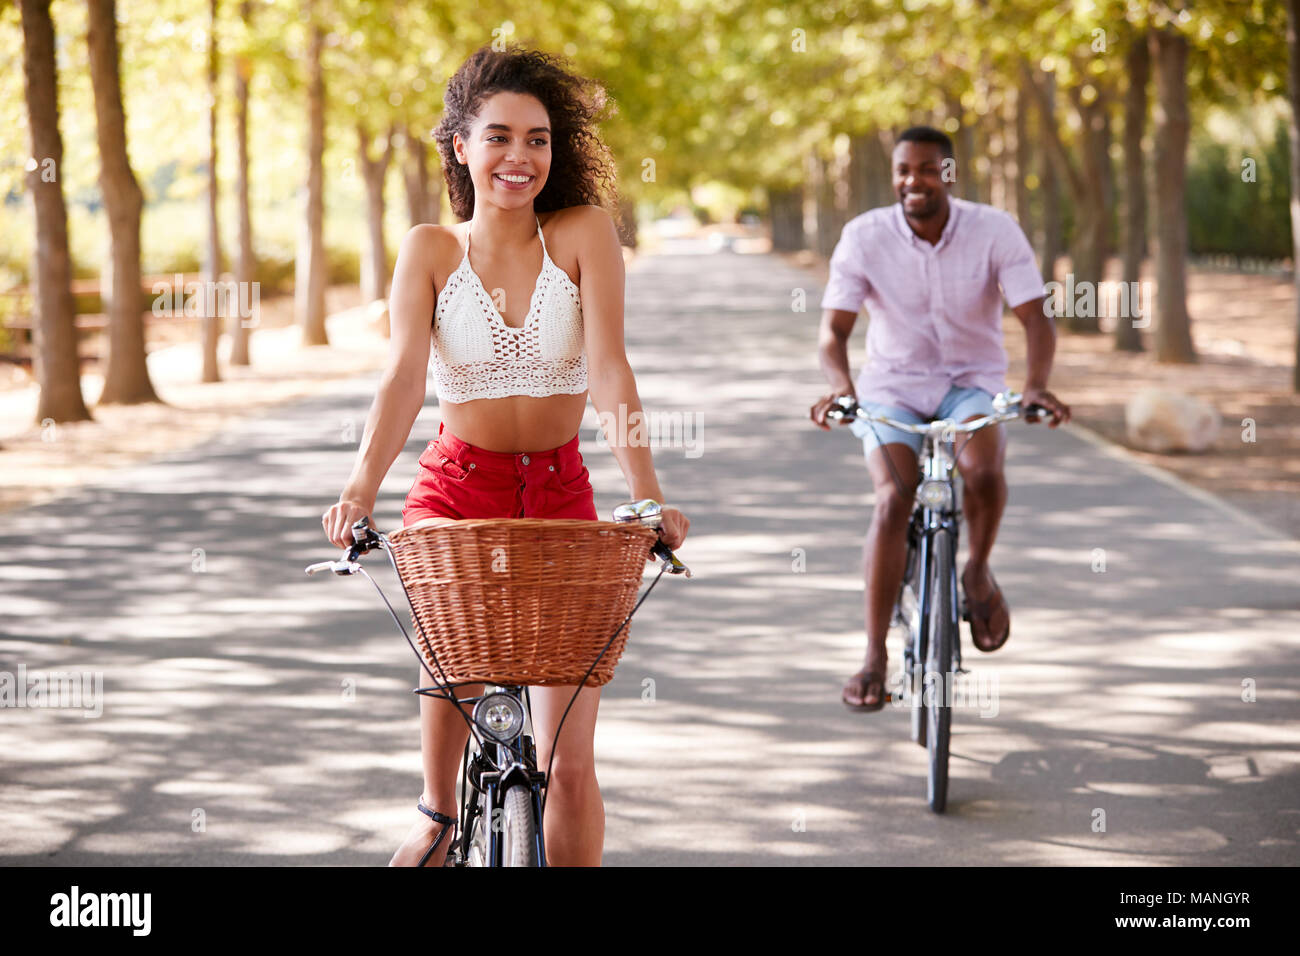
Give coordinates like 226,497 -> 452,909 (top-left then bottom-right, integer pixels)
430,214 -> 587,402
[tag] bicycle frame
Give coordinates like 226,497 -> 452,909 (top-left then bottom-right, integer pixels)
828,391 -> 1043,811
901,428 -> 965,704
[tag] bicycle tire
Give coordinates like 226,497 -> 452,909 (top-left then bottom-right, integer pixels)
903,527 -> 926,747
501,784 -> 538,867
926,528 -> 954,814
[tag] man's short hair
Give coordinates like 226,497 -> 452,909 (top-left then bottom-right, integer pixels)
896,126 -> 955,161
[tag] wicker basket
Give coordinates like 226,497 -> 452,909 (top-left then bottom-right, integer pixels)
385,518 -> 659,686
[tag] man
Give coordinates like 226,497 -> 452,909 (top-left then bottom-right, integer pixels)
809,125 -> 1071,711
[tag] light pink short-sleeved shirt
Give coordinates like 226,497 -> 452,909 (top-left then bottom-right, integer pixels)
819,197 -> 1045,418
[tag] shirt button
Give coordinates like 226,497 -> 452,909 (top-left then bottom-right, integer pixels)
521,455 -> 531,465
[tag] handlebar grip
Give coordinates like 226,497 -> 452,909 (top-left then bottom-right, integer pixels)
651,539 -> 692,577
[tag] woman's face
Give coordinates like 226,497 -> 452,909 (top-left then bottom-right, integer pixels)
453,91 -> 552,212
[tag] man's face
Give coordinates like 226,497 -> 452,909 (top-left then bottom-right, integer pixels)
892,141 -> 950,220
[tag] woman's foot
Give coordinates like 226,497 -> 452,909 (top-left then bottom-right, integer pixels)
388,797 -> 455,867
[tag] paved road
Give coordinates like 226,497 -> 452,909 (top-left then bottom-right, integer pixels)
3,240 -> 1298,865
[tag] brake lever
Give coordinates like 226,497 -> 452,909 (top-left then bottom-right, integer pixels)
825,395 -> 859,423
651,538 -> 692,578
305,516 -> 382,576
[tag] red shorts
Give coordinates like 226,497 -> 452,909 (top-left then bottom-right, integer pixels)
402,422 -> 599,526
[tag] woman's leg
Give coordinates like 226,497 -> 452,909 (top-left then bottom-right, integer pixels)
394,452 -> 486,866
529,684 -> 604,866
388,676 -> 483,866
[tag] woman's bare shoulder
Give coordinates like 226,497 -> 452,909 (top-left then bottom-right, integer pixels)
400,223 -> 467,291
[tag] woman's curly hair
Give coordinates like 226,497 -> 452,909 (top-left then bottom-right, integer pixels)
433,44 -> 620,224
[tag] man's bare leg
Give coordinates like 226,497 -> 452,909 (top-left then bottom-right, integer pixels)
844,442 -> 918,707
956,419 -> 1009,647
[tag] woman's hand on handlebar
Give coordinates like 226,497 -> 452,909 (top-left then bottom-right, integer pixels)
323,496 -> 374,549
811,389 -> 856,430
658,506 -> 689,551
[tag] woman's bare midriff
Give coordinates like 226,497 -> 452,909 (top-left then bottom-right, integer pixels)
438,391 -> 589,452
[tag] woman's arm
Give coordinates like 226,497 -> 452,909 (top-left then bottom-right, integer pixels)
576,205 -> 689,549
322,225 -> 439,546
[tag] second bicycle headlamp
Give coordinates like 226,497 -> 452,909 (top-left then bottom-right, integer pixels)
917,479 -> 953,511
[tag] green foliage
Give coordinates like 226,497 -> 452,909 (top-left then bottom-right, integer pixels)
1187,111 -> 1293,259
0,0 -> 1294,285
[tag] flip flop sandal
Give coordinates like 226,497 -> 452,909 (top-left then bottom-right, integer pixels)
416,799 -> 458,867
963,569 -> 1010,653
842,670 -> 892,712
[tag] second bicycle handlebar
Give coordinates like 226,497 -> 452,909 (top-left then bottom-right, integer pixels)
825,390 -> 1051,435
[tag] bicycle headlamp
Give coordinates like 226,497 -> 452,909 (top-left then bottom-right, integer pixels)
473,693 -> 525,741
917,479 -> 953,511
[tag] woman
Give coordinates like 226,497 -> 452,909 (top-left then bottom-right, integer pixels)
321,44 -> 689,866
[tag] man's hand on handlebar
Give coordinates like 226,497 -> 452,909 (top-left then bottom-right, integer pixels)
811,389 -> 856,430
1020,386 -> 1071,427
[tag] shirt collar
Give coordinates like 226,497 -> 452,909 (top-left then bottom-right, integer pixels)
892,195 -> 962,250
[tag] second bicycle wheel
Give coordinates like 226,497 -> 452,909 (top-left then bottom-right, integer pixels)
925,528 -> 955,814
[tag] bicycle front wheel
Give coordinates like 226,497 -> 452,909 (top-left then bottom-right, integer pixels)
501,784 -> 538,867
925,528 -> 955,814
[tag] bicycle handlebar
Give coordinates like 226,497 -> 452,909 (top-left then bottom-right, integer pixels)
825,391 -> 1051,434
305,508 -> 689,578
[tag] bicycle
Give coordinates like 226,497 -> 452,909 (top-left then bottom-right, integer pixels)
826,391 -> 1048,813
304,498 -> 689,866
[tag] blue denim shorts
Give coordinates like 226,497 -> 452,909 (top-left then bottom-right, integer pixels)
850,385 -> 996,458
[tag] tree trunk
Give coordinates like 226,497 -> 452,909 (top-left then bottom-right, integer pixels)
989,95 -> 1007,211
850,129 -> 894,213
1037,70 -> 1064,284
767,185 -> 805,252
1288,0 -> 1300,390
19,0 -> 91,424
612,195 -> 636,248
868,128 -> 894,209
87,0 -> 157,404
1117,33 -> 1148,352
231,0 -> 254,366
807,149 -> 841,259
1065,84 -> 1108,332
201,0 -> 222,382
1014,79 -> 1033,238
296,11 -> 328,346
848,131 -> 871,216
403,126 -> 438,226
1027,66 -> 1109,330
949,98 -> 979,203
357,123 -> 394,305
1151,27 -> 1197,363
